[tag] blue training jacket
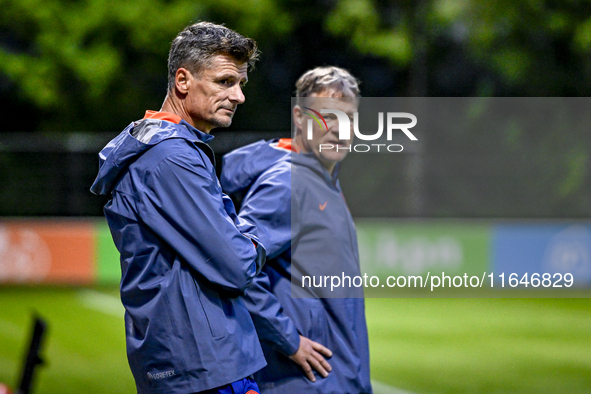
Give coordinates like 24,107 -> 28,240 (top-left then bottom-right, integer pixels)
221,139 -> 372,394
90,112 -> 267,394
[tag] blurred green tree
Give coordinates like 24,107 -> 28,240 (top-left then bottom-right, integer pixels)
326,0 -> 591,95
0,0 -> 293,131
4,0 -> 591,131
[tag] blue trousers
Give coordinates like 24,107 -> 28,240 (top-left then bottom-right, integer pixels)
196,377 -> 260,394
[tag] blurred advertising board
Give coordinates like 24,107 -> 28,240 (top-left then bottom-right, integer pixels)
493,223 -> 591,287
356,220 -> 591,295
356,220 -> 491,277
2,218 -> 591,291
0,219 -> 119,285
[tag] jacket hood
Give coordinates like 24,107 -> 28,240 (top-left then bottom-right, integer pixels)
90,115 -> 213,196
221,138 -> 292,194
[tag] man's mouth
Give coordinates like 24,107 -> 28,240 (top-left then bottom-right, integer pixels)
219,107 -> 235,114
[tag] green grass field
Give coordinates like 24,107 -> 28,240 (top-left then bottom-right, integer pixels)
1,288 -> 590,393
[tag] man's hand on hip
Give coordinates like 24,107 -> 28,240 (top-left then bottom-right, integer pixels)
289,335 -> 332,382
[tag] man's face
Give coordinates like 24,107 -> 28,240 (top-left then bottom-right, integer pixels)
294,95 -> 357,172
184,54 -> 248,133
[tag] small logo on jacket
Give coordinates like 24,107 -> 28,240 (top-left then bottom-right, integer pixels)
319,201 -> 328,211
147,370 -> 176,380
245,391 -> 259,394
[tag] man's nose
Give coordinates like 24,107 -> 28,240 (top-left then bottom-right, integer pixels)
229,84 -> 245,104
327,119 -> 339,134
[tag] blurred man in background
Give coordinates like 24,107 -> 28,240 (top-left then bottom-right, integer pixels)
90,22 -> 267,394
221,66 -> 372,394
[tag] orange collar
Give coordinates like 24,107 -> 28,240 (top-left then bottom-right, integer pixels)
277,138 -> 299,152
143,110 -> 183,124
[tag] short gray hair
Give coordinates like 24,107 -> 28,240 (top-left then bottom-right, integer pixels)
167,21 -> 260,92
295,66 -> 360,103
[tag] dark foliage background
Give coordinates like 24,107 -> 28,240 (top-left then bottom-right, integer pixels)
1,0 -> 590,217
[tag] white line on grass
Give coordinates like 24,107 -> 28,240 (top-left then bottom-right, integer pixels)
78,289 -> 124,318
372,379 -> 417,394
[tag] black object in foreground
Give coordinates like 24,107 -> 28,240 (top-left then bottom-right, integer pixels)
17,316 -> 48,394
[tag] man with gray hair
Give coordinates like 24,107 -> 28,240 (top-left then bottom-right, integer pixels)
91,22 -> 267,394
221,66 -> 373,393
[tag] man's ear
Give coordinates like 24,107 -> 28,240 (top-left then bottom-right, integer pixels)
175,68 -> 192,95
293,105 -> 304,129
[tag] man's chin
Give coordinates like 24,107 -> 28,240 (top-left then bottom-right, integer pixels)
319,151 -> 348,164
209,116 -> 233,130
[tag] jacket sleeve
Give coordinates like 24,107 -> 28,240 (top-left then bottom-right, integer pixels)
137,149 -> 262,293
242,270 -> 301,356
237,164 -> 301,355
222,192 -> 261,245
